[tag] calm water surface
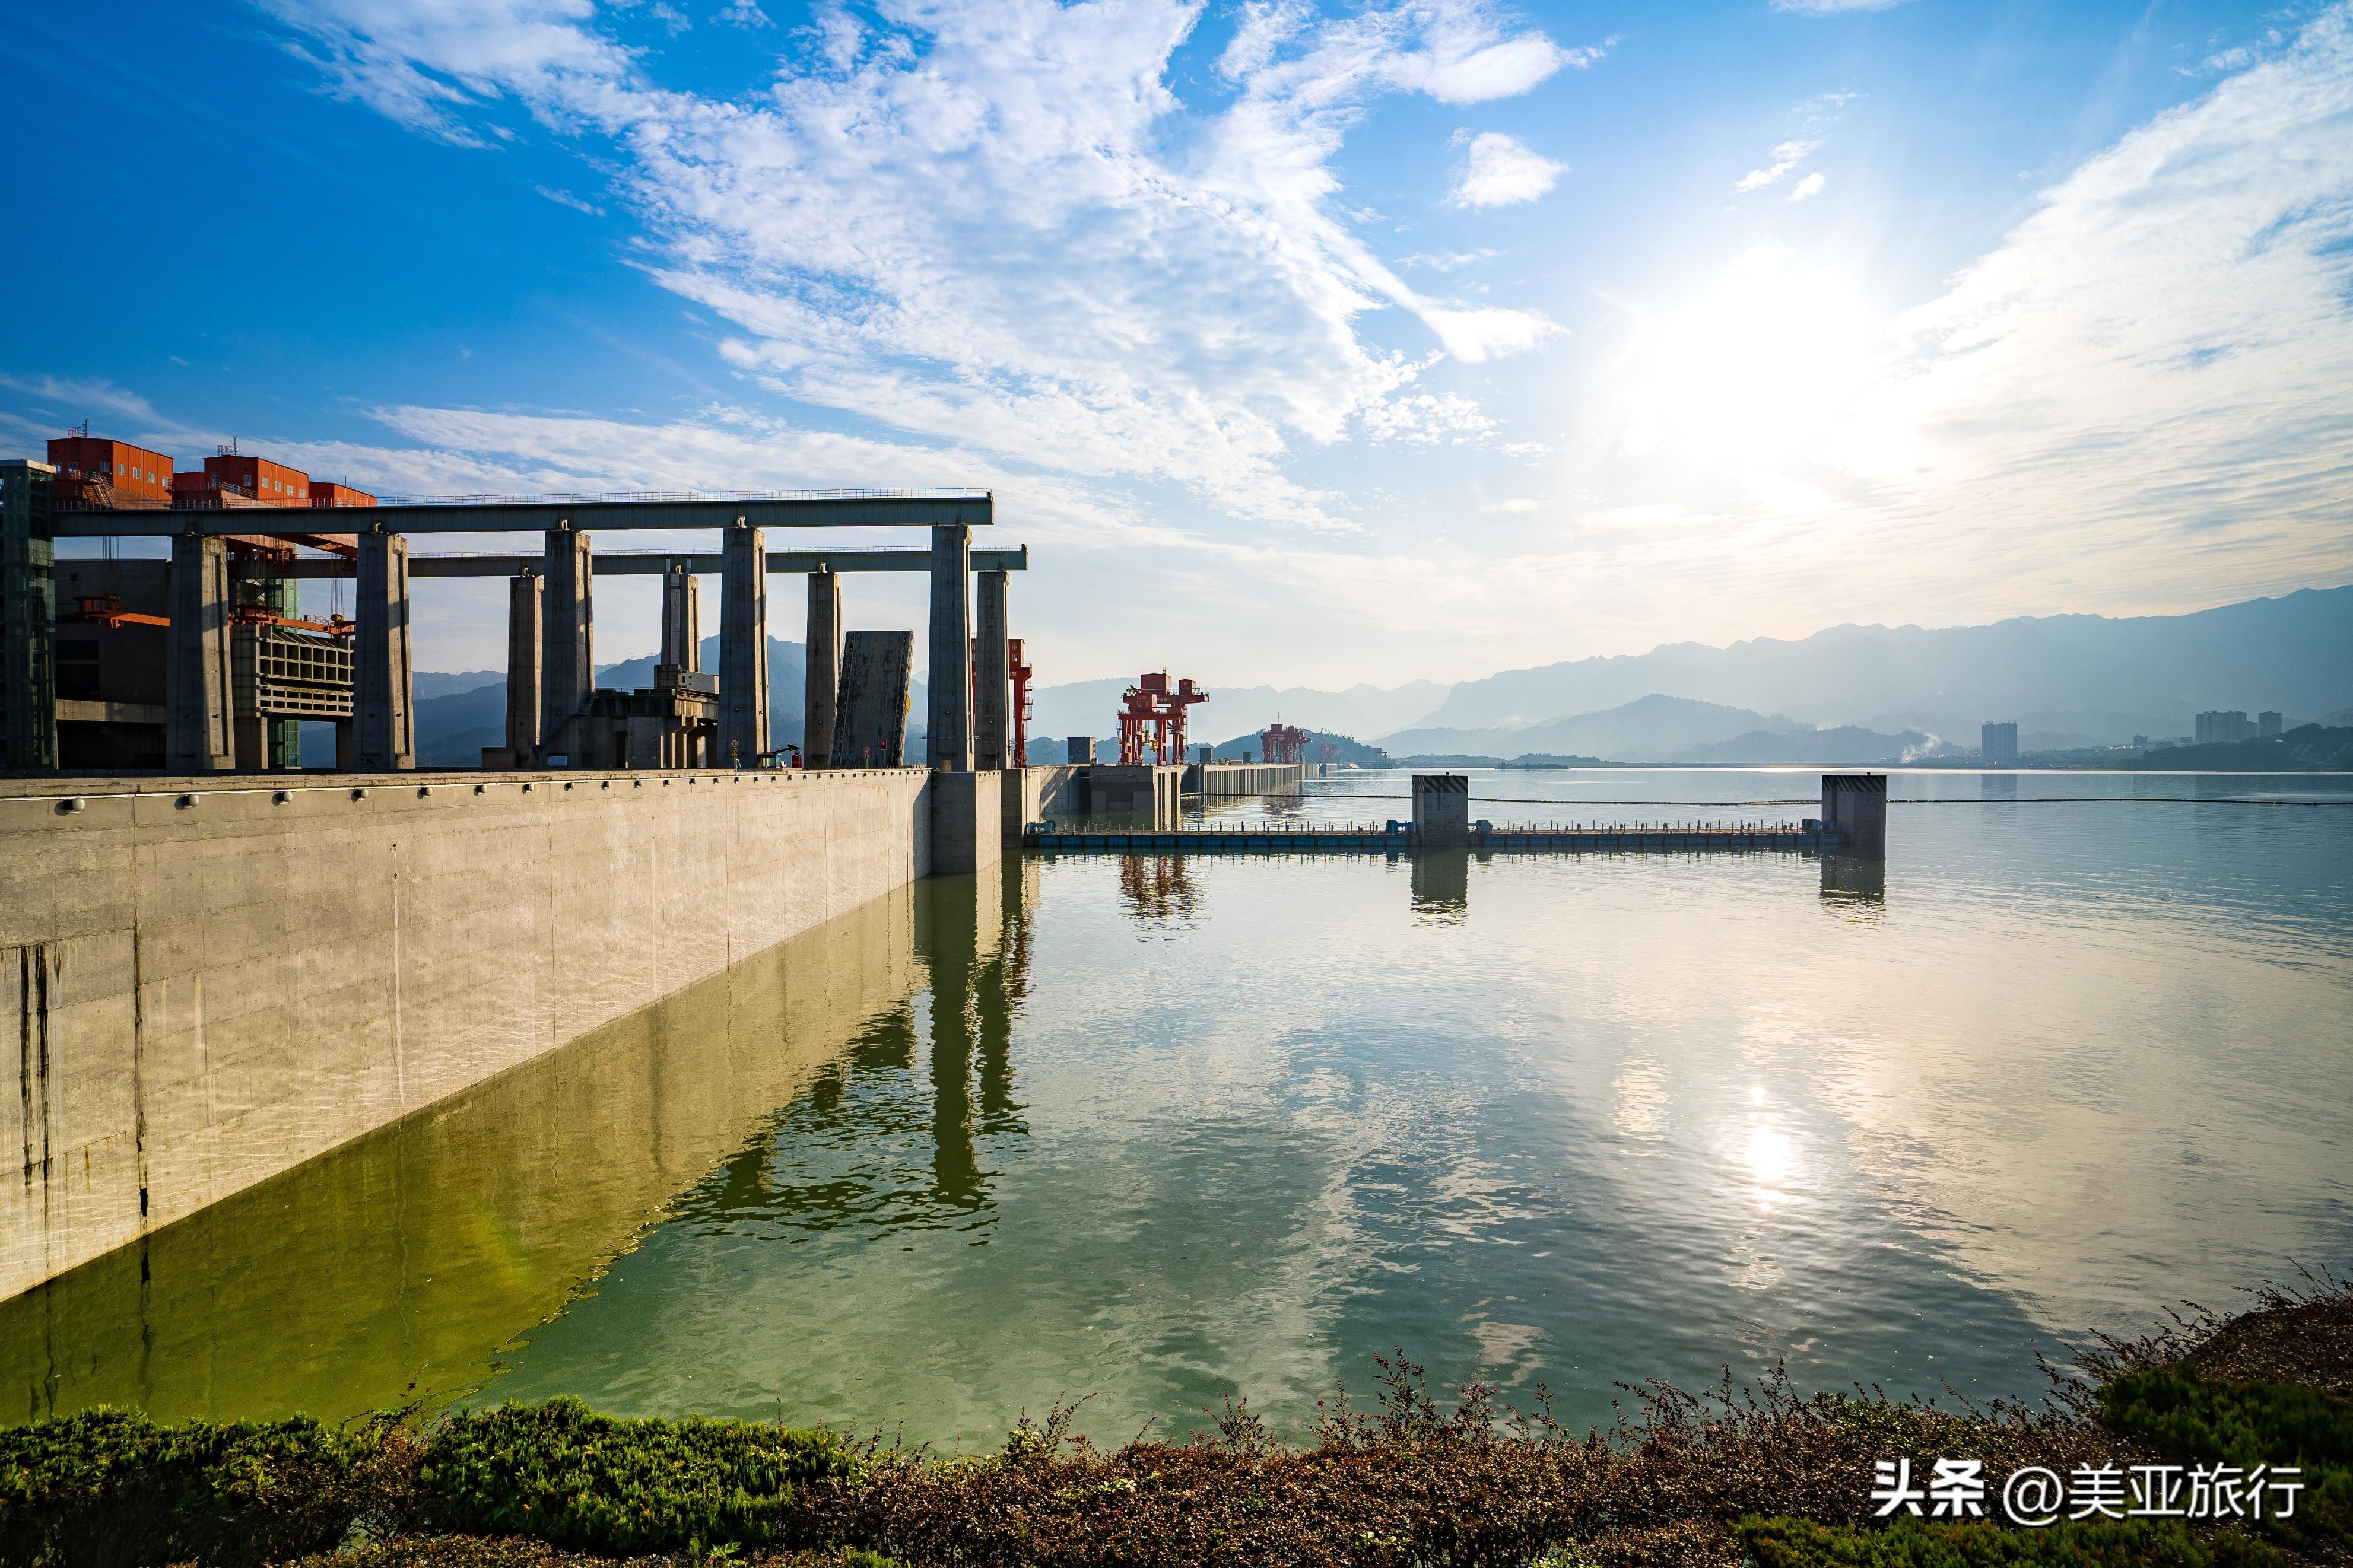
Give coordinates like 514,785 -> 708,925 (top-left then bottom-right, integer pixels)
7,769 -> 2349,1446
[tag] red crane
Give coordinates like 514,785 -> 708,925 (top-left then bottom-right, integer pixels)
1008,638 -> 1033,766
1260,723 -> 1307,765
1117,672 -> 1208,765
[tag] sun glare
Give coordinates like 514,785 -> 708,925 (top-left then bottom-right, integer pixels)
1621,246 -> 1888,478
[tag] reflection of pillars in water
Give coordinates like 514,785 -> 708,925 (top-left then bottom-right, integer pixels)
1818,854 -> 1887,908
1410,850 -> 1470,920
1116,854 -> 1202,923
974,858 -> 1034,1134
915,872 -> 1009,1207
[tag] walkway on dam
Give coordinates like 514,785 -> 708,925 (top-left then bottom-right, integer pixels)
1025,823 -> 1849,855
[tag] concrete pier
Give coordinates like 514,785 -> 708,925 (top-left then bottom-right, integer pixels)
496,570 -> 542,767
1821,773 -> 1888,858
659,562 -> 699,669
1066,736 -> 1095,764
1412,772 -> 1470,848
720,523 -> 769,766
928,524 -> 971,770
930,768 -> 1004,874
1088,764 -> 1183,828
164,533 -> 234,774
541,528 -> 593,765
1185,761 -> 1304,796
973,570 -> 1009,770
1,764 -> 942,1300
805,568 -> 840,768
352,531 -> 415,772
1,460 -> 57,772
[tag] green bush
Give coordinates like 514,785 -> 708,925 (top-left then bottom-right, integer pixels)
2097,1369 -> 2353,1544
0,1405 -> 374,1568
416,1397 -> 865,1557
1733,1515 -> 2290,1568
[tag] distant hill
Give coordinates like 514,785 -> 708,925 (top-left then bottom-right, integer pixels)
1383,695 -> 1806,764
2129,724 -> 2353,771
1415,586 -> 2353,737
1674,726 -> 1948,765
1211,728 -> 1390,765
1026,678 -> 1446,751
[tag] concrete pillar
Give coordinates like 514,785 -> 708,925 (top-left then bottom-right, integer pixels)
973,569 -> 1009,770
1821,772 -> 1888,858
353,531 -> 415,771
165,532 -> 234,774
720,520 -> 769,765
929,768 -> 1003,876
805,568 -> 841,768
926,524 -> 970,770
0,460 -> 58,772
541,527 -> 593,764
660,562 -> 700,670
506,570 -> 543,765
1066,736 -> 1094,765
1411,773 -> 1469,848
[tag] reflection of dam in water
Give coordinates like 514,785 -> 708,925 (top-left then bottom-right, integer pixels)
0,866 -> 1039,1426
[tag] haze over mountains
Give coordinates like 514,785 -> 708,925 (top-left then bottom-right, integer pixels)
402,587 -> 2352,768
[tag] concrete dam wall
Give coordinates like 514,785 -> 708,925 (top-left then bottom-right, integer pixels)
1,765 -> 939,1302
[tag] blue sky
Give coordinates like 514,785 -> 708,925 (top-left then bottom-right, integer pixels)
5,0 -> 2348,688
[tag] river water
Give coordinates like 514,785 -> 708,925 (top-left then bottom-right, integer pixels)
5,768 -> 2349,1447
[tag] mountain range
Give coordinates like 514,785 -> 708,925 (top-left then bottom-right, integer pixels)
393,587 -> 2351,769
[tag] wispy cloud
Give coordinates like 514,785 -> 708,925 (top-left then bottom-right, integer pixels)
1786,170 -> 1825,201
1733,138 -> 1816,193
1769,0 -> 1912,14
256,0 -> 1579,529
534,183 -> 604,215
1449,130 -> 1566,208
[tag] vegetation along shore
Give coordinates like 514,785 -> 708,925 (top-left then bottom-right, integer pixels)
4,1274 -> 2347,1568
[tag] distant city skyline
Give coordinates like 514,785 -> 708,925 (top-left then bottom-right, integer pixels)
5,0 -> 2351,688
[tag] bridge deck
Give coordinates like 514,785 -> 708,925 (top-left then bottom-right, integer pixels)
1025,825 -> 1847,855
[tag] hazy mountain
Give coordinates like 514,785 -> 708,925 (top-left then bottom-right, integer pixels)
1417,586 -> 2353,734
1673,726 -> 1947,765
1382,695 -> 1807,764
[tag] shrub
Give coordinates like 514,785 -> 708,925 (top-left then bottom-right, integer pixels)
416,1397 -> 865,1557
2095,1369 -> 2353,1546
0,1405 -> 380,1568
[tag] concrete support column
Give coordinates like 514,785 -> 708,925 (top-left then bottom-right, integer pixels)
804,568 -> 841,768
0,460 -> 57,772
660,562 -> 700,670
973,569 -> 1009,770
1411,773 -> 1470,848
927,524 -> 970,770
541,527 -> 593,764
165,532 -> 234,773
1822,772 -> 1888,858
505,570 -> 544,765
353,530 -> 415,772
720,520 -> 769,766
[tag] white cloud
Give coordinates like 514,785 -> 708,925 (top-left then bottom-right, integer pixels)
1478,495 -> 1540,513
1770,0 -> 1911,13
1449,130 -> 1567,208
258,0 -> 1575,529
1786,170 -> 1826,201
1733,138 -> 1815,193
535,183 -> 604,215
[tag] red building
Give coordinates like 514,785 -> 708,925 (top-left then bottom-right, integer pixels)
193,452 -> 312,506
46,435 -> 174,507
309,480 -> 376,508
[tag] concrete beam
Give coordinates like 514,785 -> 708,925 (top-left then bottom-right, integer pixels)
52,492 -> 993,537
926,525 -> 971,771
720,523 -> 769,765
164,534 -> 234,772
225,546 -> 1030,580
973,570 -> 1009,770
353,532 -> 417,771
805,569 -> 841,769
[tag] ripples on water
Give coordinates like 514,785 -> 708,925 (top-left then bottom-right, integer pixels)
5,769 -> 2348,1445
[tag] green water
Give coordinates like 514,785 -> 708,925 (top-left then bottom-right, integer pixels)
7,770 -> 2349,1448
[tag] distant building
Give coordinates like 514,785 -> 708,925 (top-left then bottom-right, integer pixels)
1980,721 -> 2018,766
309,479 -> 376,508
2259,711 -> 2284,739
47,435 -> 173,508
187,451 -> 313,505
2196,711 -> 2256,745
